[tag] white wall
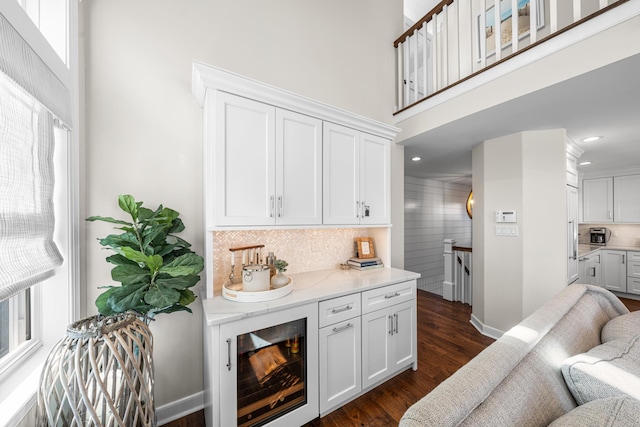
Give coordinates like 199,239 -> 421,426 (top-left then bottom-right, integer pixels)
83,0 -> 403,410
472,130 -> 566,333
405,177 -> 472,295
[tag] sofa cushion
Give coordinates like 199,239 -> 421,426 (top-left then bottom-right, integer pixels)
602,311 -> 640,343
562,335 -> 640,405
548,396 -> 640,427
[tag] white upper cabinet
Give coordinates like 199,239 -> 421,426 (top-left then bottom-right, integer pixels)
323,122 -> 390,225
213,92 -> 322,226
214,91 -> 276,226
360,132 -> 391,225
582,177 -> 613,223
323,123 -> 360,225
614,175 -> 640,223
276,109 -> 323,225
193,61 -> 399,229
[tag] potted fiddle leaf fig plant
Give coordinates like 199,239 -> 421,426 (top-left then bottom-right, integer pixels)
87,194 -> 204,320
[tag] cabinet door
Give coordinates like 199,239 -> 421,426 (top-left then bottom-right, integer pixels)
628,278 -> 640,296
361,307 -> 392,390
584,254 -> 601,286
214,92 -> 276,226
319,318 -> 361,414
582,178 -> 613,223
614,175 -> 640,222
567,186 -> 579,284
323,122 -> 360,225
276,110 -> 322,225
601,250 -> 626,292
360,133 -> 391,225
391,300 -> 416,371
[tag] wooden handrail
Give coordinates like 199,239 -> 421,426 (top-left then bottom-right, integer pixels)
393,0 -> 630,115
394,0 -> 454,47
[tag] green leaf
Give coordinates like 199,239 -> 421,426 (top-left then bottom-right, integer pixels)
168,217 -> 185,234
137,207 -> 155,222
147,254 -> 163,272
159,253 -> 204,277
106,254 -> 137,266
86,215 -> 133,227
179,289 -> 196,306
99,233 -> 139,250
95,288 -> 118,316
144,284 -> 180,308
118,195 -> 139,220
154,304 -> 193,315
156,275 -> 200,290
121,246 -> 149,265
111,263 -> 150,285
107,283 -> 150,313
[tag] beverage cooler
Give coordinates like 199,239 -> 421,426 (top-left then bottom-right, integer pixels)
218,303 -> 319,427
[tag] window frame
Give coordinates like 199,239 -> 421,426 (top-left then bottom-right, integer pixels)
0,0 -> 79,424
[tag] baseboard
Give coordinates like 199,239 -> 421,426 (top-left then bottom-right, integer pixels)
157,391 -> 205,426
470,314 -> 504,340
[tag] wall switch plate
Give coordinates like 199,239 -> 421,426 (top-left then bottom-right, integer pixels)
496,225 -> 518,236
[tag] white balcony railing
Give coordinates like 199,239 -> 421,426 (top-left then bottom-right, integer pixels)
395,0 -> 629,112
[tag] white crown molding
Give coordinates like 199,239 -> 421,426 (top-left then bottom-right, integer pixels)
192,61 -> 401,140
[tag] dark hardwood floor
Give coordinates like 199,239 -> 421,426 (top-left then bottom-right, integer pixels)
162,291 -> 640,427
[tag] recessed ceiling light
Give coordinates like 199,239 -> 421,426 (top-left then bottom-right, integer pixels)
411,156 -> 422,161
582,136 -> 601,142
579,161 -> 592,166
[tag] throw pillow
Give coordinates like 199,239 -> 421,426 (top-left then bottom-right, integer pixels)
601,311 -> 640,343
548,397 -> 640,427
562,335 -> 640,405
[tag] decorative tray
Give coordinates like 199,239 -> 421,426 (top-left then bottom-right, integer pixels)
222,278 -> 293,302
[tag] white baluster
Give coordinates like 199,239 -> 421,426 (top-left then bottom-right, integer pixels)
599,0 -> 608,9
480,0 -> 487,68
397,41 -> 404,110
420,22 -> 428,98
412,28 -> 419,103
550,0 -> 558,33
494,0 -> 501,61
530,0 -> 538,44
403,40 -> 410,106
573,0 -> 582,22
511,0 -> 519,52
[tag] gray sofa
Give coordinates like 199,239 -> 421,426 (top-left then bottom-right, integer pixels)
400,284 -> 640,426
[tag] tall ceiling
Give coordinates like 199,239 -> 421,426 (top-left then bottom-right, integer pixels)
401,52 -> 640,185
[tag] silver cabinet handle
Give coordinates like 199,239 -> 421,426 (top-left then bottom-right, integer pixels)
356,201 -> 360,218
623,255 -> 626,264
608,210 -> 612,219
388,315 -> 393,335
394,313 -> 398,334
332,323 -> 353,334
331,305 -> 352,314
385,292 -> 400,299
270,196 -> 275,218
226,338 -> 232,371
278,196 -> 283,218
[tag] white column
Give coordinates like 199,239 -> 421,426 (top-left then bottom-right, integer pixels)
443,239 -> 456,301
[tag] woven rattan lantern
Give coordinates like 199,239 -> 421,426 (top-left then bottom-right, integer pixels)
37,313 -> 155,427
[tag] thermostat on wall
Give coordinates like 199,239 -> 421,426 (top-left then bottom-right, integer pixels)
496,210 -> 517,223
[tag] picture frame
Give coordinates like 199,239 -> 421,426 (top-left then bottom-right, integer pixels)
477,0 -> 545,60
355,237 -> 376,259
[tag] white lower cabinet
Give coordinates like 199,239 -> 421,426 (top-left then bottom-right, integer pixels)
319,317 -> 362,414
627,251 -> 640,296
361,282 -> 417,390
318,279 -> 417,416
601,250 -> 627,292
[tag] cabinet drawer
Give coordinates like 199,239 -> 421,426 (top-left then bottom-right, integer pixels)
628,277 -> 640,296
628,251 -> 640,278
361,280 -> 416,314
319,293 -> 361,328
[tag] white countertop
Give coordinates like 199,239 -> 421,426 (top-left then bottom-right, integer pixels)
202,267 -> 421,326
578,244 -> 640,257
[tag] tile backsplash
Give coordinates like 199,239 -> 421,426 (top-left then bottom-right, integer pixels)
211,228 -> 371,290
579,223 -> 640,247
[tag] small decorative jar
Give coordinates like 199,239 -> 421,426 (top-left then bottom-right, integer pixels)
271,259 -> 290,289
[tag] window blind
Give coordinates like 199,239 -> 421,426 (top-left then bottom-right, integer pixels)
0,11 -> 66,303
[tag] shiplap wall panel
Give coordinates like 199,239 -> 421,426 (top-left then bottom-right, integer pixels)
404,177 -> 472,296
